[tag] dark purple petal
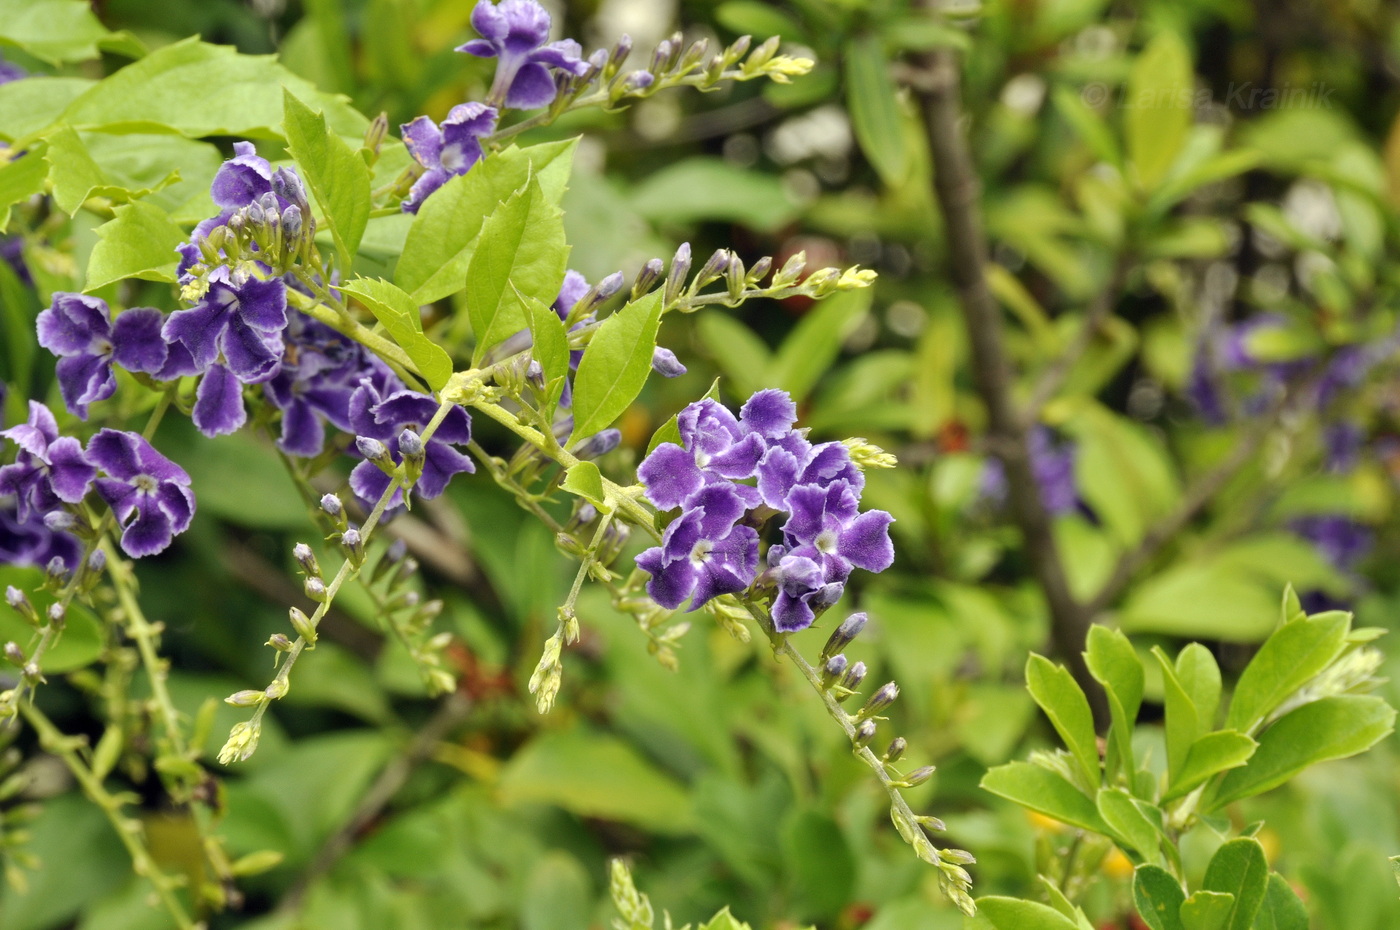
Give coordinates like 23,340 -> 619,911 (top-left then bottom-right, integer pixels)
772,590 -> 815,632
783,483 -> 829,545
211,141 -> 274,209
402,168 -> 449,214
348,379 -> 390,438
504,62 -> 559,110
155,482 -> 196,535
416,440 -> 475,499
689,525 -> 759,609
678,399 -> 741,456
707,432 -> 765,479
87,430 -> 144,479
757,446 -> 802,509
373,391 -> 439,431
155,340 -> 201,380
638,443 -> 704,510
637,547 -> 697,609
118,504 -> 175,558
740,389 -> 797,438
660,509 -> 705,561
278,398 -> 325,457
95,477 -> 139,522
162,301 -> 226,372
431,404 -> 474,446
37,293 -> 109,355
689,482 -> 746,541
55,353 -> 114,419
230,276 -> 288,333
801,442 -> 863,493
132,436 -> 189,485
350,459 -> 402,509
456,38 -> 497,57
192,365 -> 247,437
467,0 -> 512,44
530,39 -> 588,75
220,316 -> 283,383
45,437 -> 95,503
838,510 -> 895,573
110,308 -> 169,374
401,116 -> 442,170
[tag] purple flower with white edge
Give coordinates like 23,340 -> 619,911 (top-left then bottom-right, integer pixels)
211,141 -> 276,211
88,430 -> 195,558
400,103 -> 498,213
635,483 -> 759,610
780,480 -> 894,586
347,380 -> 474,507
162,266 -> 289,383
37,294 -> 168,419
770,552 -> 845,633
457,0 -> 589,110
0,402 -> 96,521
1,497 -> 81,569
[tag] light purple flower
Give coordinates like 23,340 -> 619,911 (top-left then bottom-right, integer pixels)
769,552 -> 845,633
980,427 -> 1078,517
781,480 -> 894,581
400,103 -> 498,213
162,267 -> 289,383
0,497 -> 80,569
0,402 -> 96,522
457,0 -> 589,109
88,430 -> 195,558
37,294 -> 168,419
211,141 -> 276,211
635,483 -> 759,610
347,380 -> 474,507
1292,514 -> 1371,572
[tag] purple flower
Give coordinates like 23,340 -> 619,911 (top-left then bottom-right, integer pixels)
265,313 -> 398,457
1292,514 -> 1371,572
162,267 -> 289,383
781,480 -> 894,581
211,141 -> 276,211
457,0 -> 589,110
635,483 -> 759,610
37,294 -> 168,419
980,427 -> 1079,517
0,498 -> 80,570
88,430 -> 195,558
347,380 -> 474,507
769,551 -> 844,633
400,103 -> 498,213
0,402 -> 96,521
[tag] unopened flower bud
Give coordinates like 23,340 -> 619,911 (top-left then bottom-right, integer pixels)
280,204 -> 303,242
43,511 -> 77,532
695,249 -> 729,288
651,39 -> 674,74
304,576 -> 327,602
320,493 -> 345,524
942,848 -> 977,865
839,660 -> 867,697
821,653 -> 848,687
859,681 -> 900,720
844,437 -> 897,469
3,642 -> 24,666
46,603 -> 65,626
21,662 -> 42,683
664,242 -> 692,305
623,70 -> 654,93
650,346 -> 686,378
86,549 -> 105,574
746,255 -> 772,283
746,36 -> 781,69
45,557 -> 68,584
258,190 -> 280,218
900,765 -> 935,787
371,538 -> 408,584
726,35 -> 752,64
289,606 -> 317,644
884,736 -> 907,763
363,113 -> 389,157
5,586 -> 36,624
356,436 -> 395,473
679,38 -> 709,72
293,542 -> 321,579
775,250 -> 808,287
588,47 -> 609,72
609,34 -> 633,70
217,720 -> 261,765
339,527 -> 364,565
225,689 -> 266,707
632,257 -> 664,299
392,556 -> 420,588
822,612 -> 868,660
573,428 -> 621,460
266,633 -> 293,651
398,429 -> 425,461
246,201 -> 265,225
271,168 -> 308,208
854,718 -> 877,747
264,678 -> 288,700
725,254 -> 746,300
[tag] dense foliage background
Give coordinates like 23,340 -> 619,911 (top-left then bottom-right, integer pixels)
2,0 -> 1400,928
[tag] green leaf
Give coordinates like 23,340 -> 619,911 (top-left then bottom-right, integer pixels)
1225,610 -> 1350,734
1164,730 -> 1256,801
1120,562 -> 1283,641
497,725 -> 694,832
1211,695 -> 1396,808
561,461 -> 606,510
645,377 -> 720,457
1133,865 -> 1186,930
770,288 -> 872,403
57,38 -> 367,141
465,175 -> 568,366
338,277 -> 453,390
0,147 -> 48,221
1200,838 -> 1268,930
1154,647 -> 1199,784
395,139 -> 576,305
522,852 -> 592,930
845,33 -> 909,187
1065,405 -> 1179,548
1097,788 -> 1163,864
1025,653 -> 1100,791
0,78 -> 93,143
980,761 -> 1109,834
628,157 -> 799,231
1125,31 -> 1193,190
977,897 -> 1080,930
84,199 -> 186,291
45,124 -> 174,215
282,89 -> 371,273
571,290 -> 664,442
1176,643 -> 1223,726
1254,873 -> 1308,930
1052,84 -> 1120,166
699,907 -> 753,930
0,0 -> 119,65
1085,625 -> 1144,780
523,289 -> 570,410
1179,891 -> 1234,930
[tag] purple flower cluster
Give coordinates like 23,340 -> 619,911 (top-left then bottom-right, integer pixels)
0,402 -> 194,559
347,378 -> 474,508
458,0 -> 588,110
636,390 -> 894,632
400,103 -> 498,214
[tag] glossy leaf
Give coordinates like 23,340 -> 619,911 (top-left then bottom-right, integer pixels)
282,89 -> 371,273
1179,891 -> 1234,930
1164,730 -> 1256,801
1254,873 -> 1308,930
1097,788 -> 1163,864
466,175 -> 568,367
1226,610 -> 1349,734
978,897 -> 1080,930
561,461 -> 606,510
1026,653 -> 1100,790
1085,625 -> 1144,779
338,277 -> 453,391
1134,865 -> 1186,930
0,0 -> 123,65
980,761 -> 1109,833
1200,838 -> 1268,930
572,290 -> 664,442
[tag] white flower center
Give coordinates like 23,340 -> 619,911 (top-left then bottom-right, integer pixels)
689,539 -> 713,566
133,474 -> 159,493
90,336 -> 114,358
440,143 -> 466,173
814,530 -> 838,554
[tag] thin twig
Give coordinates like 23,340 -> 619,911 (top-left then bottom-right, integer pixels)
910,42 -> 1104,719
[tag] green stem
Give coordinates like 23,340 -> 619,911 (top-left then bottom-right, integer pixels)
285,288 -> 425,392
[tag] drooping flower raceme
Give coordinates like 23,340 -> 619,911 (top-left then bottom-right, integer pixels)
88,429 -> 196,558
0,401 -> 96,522
37,294 -> 169,419
636,389 -> 894,631
347,379 -> 475,508
457,0 -> 589,110
400,103 -> 498,213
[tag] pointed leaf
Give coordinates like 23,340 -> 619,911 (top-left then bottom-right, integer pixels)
1164,730 -> 1256,801
845,33 -> 909,186
84,199 -> 185,291
977,897 -> 1080,930
338,277 -> 453,390
1200,838 -> 1268,930
522,288 -> 569,411
466,175 -> 568,366
1097,788 -> 1163,865
1226,611 -> 1349,734
1254,873 -> 1308,930
1212,695 -> 1395,808
1086,625 -> 1144,779
1126,31 -> 1193,190
1134,865 -> 1186,930
561,461 -> 606,510
0,147 -> 48,219
1026,653 -> 1100,790
282,89 -> 371,273
1154,646 -> 1199,784
572,290 -> 664,442
980,761 -> 1109,834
